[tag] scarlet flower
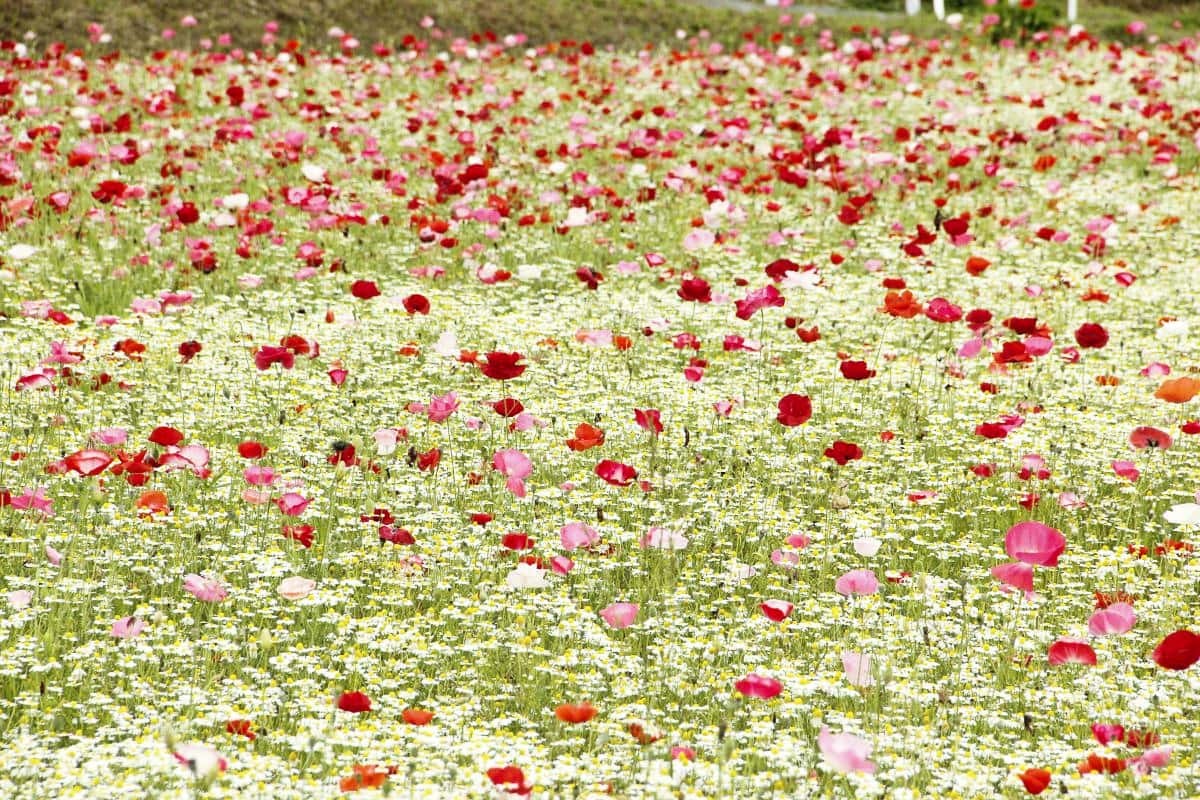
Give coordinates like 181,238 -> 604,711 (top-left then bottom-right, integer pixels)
486,766 -> 531,796
881,290 -> 922,318
336,691 -> 372,713
566,423 -> 605,451
491,397 -> 524,417
379,526 -> 415,545
401,708 -> 434,725
282,524 -> 314,548
1077,753 -> 1126,775
501,532 -> 535,551
416,447 -> 441,472
349,280 -> 380,300
1018,768 -> 1051,795
555,702 -> 598,723
225,719 -> 256,740
776,394 -> 812,427
114,338 -> 147,360
237,441 -> 267,459
628,722 -> 661,745
479,351 -> 527,380
340,764 -> 389,793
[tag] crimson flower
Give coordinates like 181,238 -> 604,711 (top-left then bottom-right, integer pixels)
337,691 -> 372,713
403,294 -> 430,315
840,360 -> 875,380
350,280 -> 380,300
677,278 -> 712,303
149,426 -> 185,447
734,673 -> 782,699
491,398 -> 524,417
595,459 -> 637,486
479,351 -> 527,380
634,408 -> 663,435
1152,629 -> 1200,670
254,345 -> 294,370
824,441 -> 863,465
1074,322 -> 1109,349
776,394 -> 812,427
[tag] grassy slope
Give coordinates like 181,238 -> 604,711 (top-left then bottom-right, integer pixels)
0,0 -> 1197,54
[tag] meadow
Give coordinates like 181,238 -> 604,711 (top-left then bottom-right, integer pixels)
0,10 -> 1198,799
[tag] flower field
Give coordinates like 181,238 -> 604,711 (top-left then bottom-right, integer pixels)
1,15 -> 1200,800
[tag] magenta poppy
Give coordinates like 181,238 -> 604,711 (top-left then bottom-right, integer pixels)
1004,522 -> 1065,567
734,673 -> 783,699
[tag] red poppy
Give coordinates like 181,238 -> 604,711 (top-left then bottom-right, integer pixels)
501,532 -> 535,550
336,691 -> 372,713
148,426 -> 184,447
595,459 -> 637,486
470,513 -> 493,526
776,394 -> 812,427
677,278 -> 712,303
282,524 -> 314,548
416,447 -> 441,472
634,408 -> 663,435
486,766 -> 531,796
628,722 -> 661,745
566,423 -> 605,451
254,345 -> 295,370
178,340 -> 202,363
1094,591 -> 1137,609
64,449 -> 113,477
1074,323 -> 1109,349
237,441 -> 267,459
824,441 -> 863,465
1077,753 -> 1126,775
965,256 -> 991,276
379,526 -> 415,545
1152,629 -> 1200,670
225,719 -> 256,740
135,490 -> 170,516
492,398 -> 524,417
402,294 -> 430,315
350,280 -> 380,300
1129,426 -> 1172,450
479,351 -> 527,380
555,703 -> 598,723
1018,768 -> 1051,795
840,360 -> 875,380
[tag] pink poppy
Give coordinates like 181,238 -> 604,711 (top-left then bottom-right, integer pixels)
275,493 -> 311,516
734,284 -> 784,320
734,673 -> 782,699
243,466 -> 276,486
549,556 -> 574,575
183,573 -> 228,603
1088,603 -> 1135,636
817,727 -> 876,774
599,602 -> 639,629
1047,638 -> 1097,666
991,562 -> 1034,597
1111,461 -> 1140,482
835,569 -> 879,597
493,449 -> 532,497
426,391 -> 460,423
559,523 -> 599,551
841,651 -> 875,688
1004,521 -> 1066,567
110,616 -> 146,638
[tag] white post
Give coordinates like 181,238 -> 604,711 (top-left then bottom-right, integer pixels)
933,0 -> 945,19
1067,0 -> 1077,22
905,0 -> 920,15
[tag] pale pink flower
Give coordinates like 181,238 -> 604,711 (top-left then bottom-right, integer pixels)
818,727 -> 876,774
835,569 -> 878,597
372,428 -> 402,455
111,616 -> 146,638
560,523 -> 599,551
599,602 -> 639,629
90,427 -> 128,446
183,574 -> 228,603
642,526 -> 688,550
45,544 -> 63,566
7,590 -> 32,609
243,466 -> 276,486
1088,602 -> 1135,636
278,576 -> 316,600
173,743 -> 227,779
492,449 -> 532,497
841,652 -> 875,688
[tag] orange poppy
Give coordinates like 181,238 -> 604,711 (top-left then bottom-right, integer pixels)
880,290 -> 923,318
555,703 -> 598,724
135,490 -> 170,515
339,765 -> 389,793
401,708 -> 434,725
1155,377 -> 1199,403
566,423 -> 605,452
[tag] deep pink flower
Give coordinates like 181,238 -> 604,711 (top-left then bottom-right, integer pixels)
1004,522 -> 1065,567
734,673 -> 782,699
1048,638 -> 1097,666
